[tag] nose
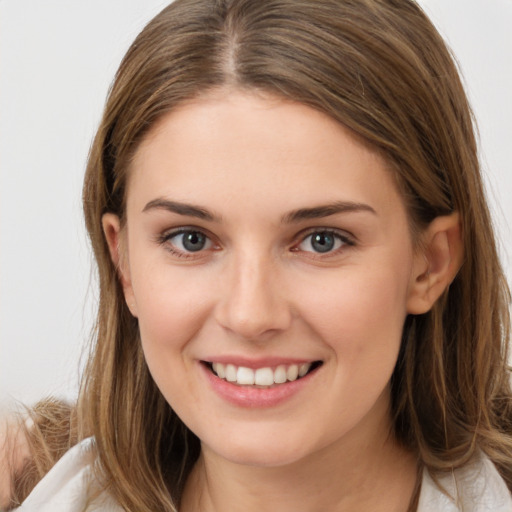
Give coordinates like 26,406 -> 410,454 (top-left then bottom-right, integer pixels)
214,252 -> 292,340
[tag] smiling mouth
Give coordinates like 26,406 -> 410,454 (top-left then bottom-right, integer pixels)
203,361 -> 323,388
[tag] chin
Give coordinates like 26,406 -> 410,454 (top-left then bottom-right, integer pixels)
200,426 -> 320,468
215,446 -> 306,468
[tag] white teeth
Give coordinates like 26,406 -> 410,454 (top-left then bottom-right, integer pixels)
210,362 -> 315,386
212,362 -> 225,379
274,365 -> 287,384
255,367 -> 274,386
287,364 -> 299,381
298,363 -> 310,377
225,364 -> 237,382
237,366 -> 255,385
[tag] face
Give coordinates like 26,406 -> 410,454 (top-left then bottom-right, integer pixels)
107,91 -> 427,468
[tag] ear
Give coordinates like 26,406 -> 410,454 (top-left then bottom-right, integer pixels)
102,213 -> 138,317
406,213 -> 463,315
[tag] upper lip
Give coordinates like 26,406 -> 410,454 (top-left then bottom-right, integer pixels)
200,356 -> 321,369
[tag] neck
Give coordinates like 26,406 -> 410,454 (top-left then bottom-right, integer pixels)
180,403 -> 419,512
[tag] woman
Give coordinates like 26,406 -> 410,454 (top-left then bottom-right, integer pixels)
5,0 -> 512,510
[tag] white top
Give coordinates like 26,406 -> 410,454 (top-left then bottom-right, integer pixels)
14,438 -> 121,512
14,438 -> 512,511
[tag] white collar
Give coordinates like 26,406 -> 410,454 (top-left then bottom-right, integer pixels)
417,452 -> 512,511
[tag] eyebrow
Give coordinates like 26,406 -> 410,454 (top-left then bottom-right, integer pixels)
142,198 -> 220,221
142,198 -> 376,223
281,201 -> 377,223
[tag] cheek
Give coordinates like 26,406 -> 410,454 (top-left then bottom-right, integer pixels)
294,266 -> 411,434
299,263 -> 410,364
132,268 -> 214,412
137,289 -> 205,341
129,257 -> 216,366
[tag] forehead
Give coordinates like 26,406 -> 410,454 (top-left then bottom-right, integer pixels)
127,91 -> 406,221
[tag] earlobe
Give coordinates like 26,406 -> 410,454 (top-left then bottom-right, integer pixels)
102,213 -> 138,317
406,213 -> 463,315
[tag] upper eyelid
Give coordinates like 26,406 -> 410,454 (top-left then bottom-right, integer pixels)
159,226 -> 214,241
154,227 -> 214,253
294,227 -> 356,244
288,229 -> 356,258
157,228 -> 217,259
155,226 -> 356,249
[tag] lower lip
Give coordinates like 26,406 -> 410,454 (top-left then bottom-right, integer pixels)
200,363 -> 318,408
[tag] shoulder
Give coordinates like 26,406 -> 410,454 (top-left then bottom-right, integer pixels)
417,452 -> 512,512
14,437 -> 122,512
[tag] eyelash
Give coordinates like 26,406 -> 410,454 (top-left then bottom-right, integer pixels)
291,229 -> 355,258
157,227 -> 355,259
157,228 -> 217,259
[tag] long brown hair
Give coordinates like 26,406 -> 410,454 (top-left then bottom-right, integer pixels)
17,0 -> 512,510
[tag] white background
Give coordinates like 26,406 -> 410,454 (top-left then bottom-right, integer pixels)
1,0 -> 511,406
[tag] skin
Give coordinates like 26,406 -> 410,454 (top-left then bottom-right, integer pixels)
103,90 -> 462,511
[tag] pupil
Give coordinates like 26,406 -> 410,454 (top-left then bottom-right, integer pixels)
183,232 -> 206,252
312,233 -> 334,253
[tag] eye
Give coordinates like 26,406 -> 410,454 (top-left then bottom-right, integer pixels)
295,230 -> 352,254
161,229 -> 214,255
